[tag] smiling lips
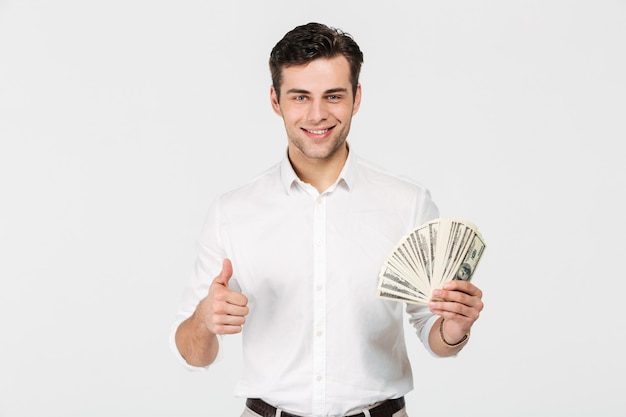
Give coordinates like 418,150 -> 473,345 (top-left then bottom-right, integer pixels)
303,127 -> 334,138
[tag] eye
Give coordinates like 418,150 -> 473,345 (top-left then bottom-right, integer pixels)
295,95 -> 307,101
327,95 -> 340,101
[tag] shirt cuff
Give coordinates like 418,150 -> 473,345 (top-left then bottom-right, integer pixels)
420,314 -> 444,357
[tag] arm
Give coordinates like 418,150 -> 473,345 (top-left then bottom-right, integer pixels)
428,280 -> 484,357
175,259 -> 249,367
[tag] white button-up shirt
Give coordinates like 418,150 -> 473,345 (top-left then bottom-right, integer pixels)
170,151 -> 440,416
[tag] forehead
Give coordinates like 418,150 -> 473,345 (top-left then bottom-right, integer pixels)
280,56 -> 352,93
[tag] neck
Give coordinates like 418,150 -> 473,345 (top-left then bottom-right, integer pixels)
288,145 -> 348,193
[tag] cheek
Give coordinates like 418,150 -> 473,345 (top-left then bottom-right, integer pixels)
340,105 -> 357,120
283,108 -> 307,125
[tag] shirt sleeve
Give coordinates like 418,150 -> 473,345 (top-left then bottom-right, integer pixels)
406,304 -> 441,357
414,186 -> 439,228
168,197 -> 230,370
405,184 -> 442,357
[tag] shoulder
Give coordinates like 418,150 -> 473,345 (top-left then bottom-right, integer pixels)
214,162 -> 283,208
351,154 -> 439,225
352,155 -> 432,196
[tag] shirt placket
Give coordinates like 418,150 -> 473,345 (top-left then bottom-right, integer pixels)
312,194 -> 327,415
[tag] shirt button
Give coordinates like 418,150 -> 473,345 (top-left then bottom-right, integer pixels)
316,197 -> 323,204
316,285 -> 323,291
315,375 -> 322,382
316,330 -> 323,337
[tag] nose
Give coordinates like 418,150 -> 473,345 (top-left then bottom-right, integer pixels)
307,99 -> 328,123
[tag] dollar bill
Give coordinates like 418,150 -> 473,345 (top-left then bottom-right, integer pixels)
377,218 -> 486,305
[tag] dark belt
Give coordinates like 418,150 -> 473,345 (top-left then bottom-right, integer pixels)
246,397 -> 405,417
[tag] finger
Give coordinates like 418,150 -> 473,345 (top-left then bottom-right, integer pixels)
211,315 -> 245,334
213,258 -> 233,287
429,294 -> 483,321
211,303 -> 248,335
430,301 -> 476,319
443,280 -> 482,298
213,311 -> 247,327
211,279 -> 249,311
226,291 -> 249,308
213,323 -> 245,335
434,288 -> 475,307
216,299 -> 249,317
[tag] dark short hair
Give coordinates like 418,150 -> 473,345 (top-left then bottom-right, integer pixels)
269,22 -> 364,100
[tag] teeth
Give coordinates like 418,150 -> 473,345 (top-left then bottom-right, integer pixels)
307,129 -> 328,134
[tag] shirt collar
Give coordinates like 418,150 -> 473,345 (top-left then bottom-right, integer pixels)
279,146 -> 356,195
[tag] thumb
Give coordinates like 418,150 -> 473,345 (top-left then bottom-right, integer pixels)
213,258 -> 233,287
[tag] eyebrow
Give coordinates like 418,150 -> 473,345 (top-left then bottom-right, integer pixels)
285,87 -> 349,95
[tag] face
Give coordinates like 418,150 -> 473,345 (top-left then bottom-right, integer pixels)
456,265 -> 471,281
270,56 -> 361,166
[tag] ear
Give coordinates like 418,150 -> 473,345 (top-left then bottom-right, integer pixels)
270,85 -> 282,116
351,83 -> 362,116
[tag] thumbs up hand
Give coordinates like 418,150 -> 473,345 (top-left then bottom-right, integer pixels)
197,259 -> 249,335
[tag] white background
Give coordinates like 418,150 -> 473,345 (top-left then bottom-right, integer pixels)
1,1 -> 625,416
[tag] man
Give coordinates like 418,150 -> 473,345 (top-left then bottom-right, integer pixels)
171,22 -> 484,417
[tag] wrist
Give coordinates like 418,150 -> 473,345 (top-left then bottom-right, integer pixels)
439,318 -> 470,347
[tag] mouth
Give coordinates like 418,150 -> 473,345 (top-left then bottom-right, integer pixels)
302,126 -> 334,138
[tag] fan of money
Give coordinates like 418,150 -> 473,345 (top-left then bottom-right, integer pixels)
377,218 -> 486,305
